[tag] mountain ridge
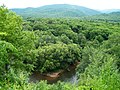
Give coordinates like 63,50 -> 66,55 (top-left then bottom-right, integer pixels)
11,4 -> 101,18
100,9 -> 120,13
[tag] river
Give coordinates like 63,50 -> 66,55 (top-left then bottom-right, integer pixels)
29,64 -> 78,84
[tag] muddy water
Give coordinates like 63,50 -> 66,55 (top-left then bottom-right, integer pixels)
29,64 -> 78,84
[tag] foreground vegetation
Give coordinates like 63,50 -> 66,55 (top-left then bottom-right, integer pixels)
0,6 -> 120,90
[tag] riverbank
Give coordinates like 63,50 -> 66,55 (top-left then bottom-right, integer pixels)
42,61 -> 80,78
29,61 -> 79,84
43,70 -> 64,78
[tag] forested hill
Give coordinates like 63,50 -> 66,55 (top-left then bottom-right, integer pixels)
100,9 -> 120,13
11,4 -> 101,18
82,12 -> 120,22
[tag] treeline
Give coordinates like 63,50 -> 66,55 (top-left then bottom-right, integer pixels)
0,6 -> 120,90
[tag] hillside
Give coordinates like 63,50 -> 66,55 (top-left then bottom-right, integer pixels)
100,9 -> 120,13
83,12 -> 120,22
11,4 -> 101,18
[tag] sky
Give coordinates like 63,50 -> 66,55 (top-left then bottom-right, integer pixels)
0,0 -> 120,10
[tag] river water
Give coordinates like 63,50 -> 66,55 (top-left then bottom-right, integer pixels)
29,65 -> 78,84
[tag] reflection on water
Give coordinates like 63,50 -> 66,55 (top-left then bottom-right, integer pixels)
29,65 -> 78,84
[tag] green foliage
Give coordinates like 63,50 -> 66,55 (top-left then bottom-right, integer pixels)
78,49 -> 120,90
35,31 -> 58,46
1,5 -> 120,90
103,33 -> 120,70
0,41 -> 22,81
37,43 -> 81,73
0,32 -> 7,36
17,31 -> 37,71
78,33 -> 87,47
103,33 -> 120,58
82,29 -> 110,41
2,80 -> 78,90
76,46 -> 93,74
0,6 -> 22,43
0,6 -> 37,79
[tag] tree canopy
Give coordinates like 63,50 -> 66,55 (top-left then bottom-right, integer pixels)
0,6 -> 120,90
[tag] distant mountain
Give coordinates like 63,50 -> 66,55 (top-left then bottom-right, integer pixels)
11,4 -> 101,18
100,9 -> 120,13
83,12 -> 120,22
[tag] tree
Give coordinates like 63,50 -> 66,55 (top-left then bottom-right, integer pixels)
0,6 -> 22,43
0,41 -> 21,81
0,6 -> 37,72
36,43 -> 81,73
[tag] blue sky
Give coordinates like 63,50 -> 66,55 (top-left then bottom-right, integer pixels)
0,0 -> 120,10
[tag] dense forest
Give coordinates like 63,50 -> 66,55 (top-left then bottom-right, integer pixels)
0,6 -> 120,90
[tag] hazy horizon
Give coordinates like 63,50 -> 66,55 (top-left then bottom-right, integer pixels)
0,0 -> 120,10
